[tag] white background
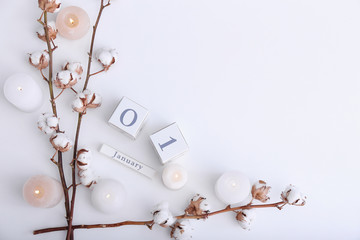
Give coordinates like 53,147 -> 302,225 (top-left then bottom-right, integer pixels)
0,0 -> 359,239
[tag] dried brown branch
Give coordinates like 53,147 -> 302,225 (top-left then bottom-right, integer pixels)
83,0 -> 111,90
53,89 -> 65,101
39,69 -> 48,82
66,1 -> 111,239
89,68 -> 105,76
33,201 -> 286,235
42,10 -> 72,239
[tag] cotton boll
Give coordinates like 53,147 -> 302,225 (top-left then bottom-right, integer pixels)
71,90 -> 102,113
54,70 -> 79,89
50,132 -> 73,152
185,194 -> 211,216
64,62 -> 83,76
29,51 -> 49,70
251,180 -> 271,203
281,185 -> 307,206
236,209 -> 256,231
77,148 -> 98,188
38,0 -> 61,13
37,113 -> 59,135
36,21 -> 57,41
152,202 -> 176,227
170,220 -> 193,240
96,48 -> 118,70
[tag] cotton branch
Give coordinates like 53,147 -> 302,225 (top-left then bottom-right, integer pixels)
33,201 -> 286,235
66,1 -> 111,239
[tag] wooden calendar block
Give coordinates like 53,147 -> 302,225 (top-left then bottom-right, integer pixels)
108,97 -> 149,139
150,123 -> 189,164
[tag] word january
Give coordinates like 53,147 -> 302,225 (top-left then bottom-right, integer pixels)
112,151 -> 143,171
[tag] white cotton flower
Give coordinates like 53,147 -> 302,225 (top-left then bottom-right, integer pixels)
251,180 -> 271,203
29,51 -> 49,70
170,220 -> 193,240
63,62 -> 83,76
54,70 -> 79,89
96,48 -> 118,70
281,185 -> 307,206
71,90 -> 102,113
77,148 -> 98,188
77,148 -> 92,170
79,170 -> 97,187
152,202 -> 176,227
50,132 -> 73,152
185,194 -> 211,216
37,112 -> 59,135
36,21 -> 57,41
38,0 -> 61,13
199,199 -> 210,212
236,209 -> 256,231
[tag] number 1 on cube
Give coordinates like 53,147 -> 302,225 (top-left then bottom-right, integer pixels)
159,137 -> 177,151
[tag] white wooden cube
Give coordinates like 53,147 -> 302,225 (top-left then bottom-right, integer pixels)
108,97 -> 149,139
150,123 -> 189,164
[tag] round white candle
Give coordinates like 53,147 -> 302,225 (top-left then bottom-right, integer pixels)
214,171 -> 251,205
91,179 -> 126,214
3,73 -> 43,112
56,6 -> 90,40
162,163 -> 188,190
23,175 -> 63,208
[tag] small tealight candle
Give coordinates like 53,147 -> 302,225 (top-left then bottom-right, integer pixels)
214,171 -> 251,205
91,179 -> 126,214
3,73 -> 43,112
23,175 -> 63,208
162,163 -> 188,190
56,6 -> 90,40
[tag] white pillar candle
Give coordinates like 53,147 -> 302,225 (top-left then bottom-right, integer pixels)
3,73 -> 43,112
162,163 -> 188,190
214,171 -> 251,205
23,175 -> 63,208
56,6 -> 90,40
91,179 -> 126,214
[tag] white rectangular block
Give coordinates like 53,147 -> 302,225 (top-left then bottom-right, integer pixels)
99,144 -> 157,179
108,97 -> 149,139
150,123 -> 189,164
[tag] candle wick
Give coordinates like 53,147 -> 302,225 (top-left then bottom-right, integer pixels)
17,87 -> 23,91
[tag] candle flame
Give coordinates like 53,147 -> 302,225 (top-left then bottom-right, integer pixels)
231,182 -> 237,187
105,193 -> 111,199
69,18 -> 75,25
34,189 -> 40,195
17,87 -> 23,91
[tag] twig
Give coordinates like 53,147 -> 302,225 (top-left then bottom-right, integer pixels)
89,68 -> 105,77
70,87 -> 78,94
53,89 -> 65,101
50,151 -> 58,165
33,201 -> 286,235
83,0 -> 111,90
43,10 -> 72,238
38,11 -> 45,22
39,69 -> 48,82
66,1 -> 110,239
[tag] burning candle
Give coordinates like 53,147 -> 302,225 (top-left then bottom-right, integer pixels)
162,163 -> 188,190
23,175 -> 63,208
91,179 -> 126,214
214,171 -> 251,205
3,73 -> 43,112
56,6 -> 90,40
